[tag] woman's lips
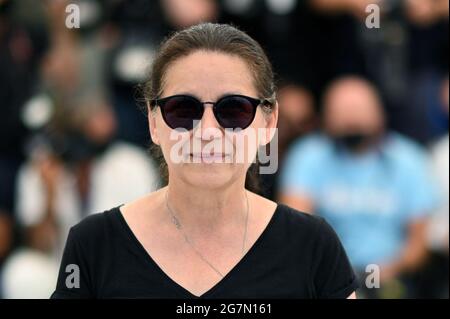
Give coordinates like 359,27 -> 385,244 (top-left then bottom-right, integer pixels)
189,153 -> 231,162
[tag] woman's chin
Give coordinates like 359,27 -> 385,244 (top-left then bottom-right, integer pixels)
181,167 -> 236,189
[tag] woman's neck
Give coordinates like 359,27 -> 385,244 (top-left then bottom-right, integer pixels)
164,179 -> 249,235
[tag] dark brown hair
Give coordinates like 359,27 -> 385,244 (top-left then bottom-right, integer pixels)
143,23 -> 277,193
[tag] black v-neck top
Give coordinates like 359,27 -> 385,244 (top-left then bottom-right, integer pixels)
50,204 -> 359,299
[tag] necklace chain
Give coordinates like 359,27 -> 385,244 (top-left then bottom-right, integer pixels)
165,190 -> 249,278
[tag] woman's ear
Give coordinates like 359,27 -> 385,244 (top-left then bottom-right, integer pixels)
148,104 -> 160,145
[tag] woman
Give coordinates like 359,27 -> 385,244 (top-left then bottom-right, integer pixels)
51,23 -> 358,299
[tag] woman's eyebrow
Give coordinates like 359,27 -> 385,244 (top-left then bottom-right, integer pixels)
172,92 -> 200,99
217,92 -> 243,99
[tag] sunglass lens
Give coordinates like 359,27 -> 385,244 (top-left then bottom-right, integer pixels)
215,96 -> 255,129
163,96 -> 203,130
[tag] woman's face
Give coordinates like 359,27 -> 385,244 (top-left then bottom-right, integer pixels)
148,50 -> 278,190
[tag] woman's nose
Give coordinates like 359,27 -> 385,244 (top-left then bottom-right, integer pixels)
194,105 -> 222,140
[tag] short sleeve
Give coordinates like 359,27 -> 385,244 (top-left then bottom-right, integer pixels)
310,217 -> 359,299
50,227 -> 93,299
279,135 -> 325,199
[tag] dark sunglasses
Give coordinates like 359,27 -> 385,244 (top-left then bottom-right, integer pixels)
149,94 -> 273,130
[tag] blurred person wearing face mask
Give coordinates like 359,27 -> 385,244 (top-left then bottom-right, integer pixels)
279,76 -> 439,298
1,94 -> 159,298
15,93 -> 160,252
322,78 -> 385,154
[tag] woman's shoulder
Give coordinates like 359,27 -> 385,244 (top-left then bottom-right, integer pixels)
247,191 -> 325,232
273,203 -> 339,248
72,205 -> 118,231
275,203 -> 325,229
69,206 -> 123,245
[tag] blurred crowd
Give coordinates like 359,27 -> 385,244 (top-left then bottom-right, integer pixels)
0,0 -> 448,299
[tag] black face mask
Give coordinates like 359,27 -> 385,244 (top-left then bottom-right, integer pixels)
333,133 -> 375,152
62,132 -> 112,163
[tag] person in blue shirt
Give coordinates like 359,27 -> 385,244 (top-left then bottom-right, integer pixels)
279,76 -> 439,298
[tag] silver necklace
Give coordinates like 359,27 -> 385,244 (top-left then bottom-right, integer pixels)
165,189 -> 249,278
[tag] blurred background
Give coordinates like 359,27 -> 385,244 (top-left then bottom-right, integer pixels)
0,0 -> 448,299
